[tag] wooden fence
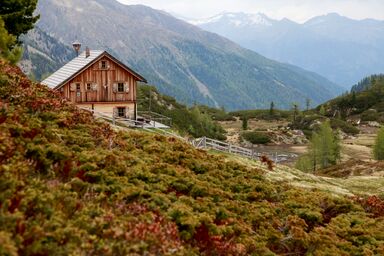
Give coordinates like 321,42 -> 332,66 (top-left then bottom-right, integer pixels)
80,108 -> 295,163
191,137 -> 296,163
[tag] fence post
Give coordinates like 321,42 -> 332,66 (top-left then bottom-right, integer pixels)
229,144 -> 232,153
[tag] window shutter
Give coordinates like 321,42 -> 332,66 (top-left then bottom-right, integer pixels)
124,82 -> 129,93
113,83 -> 118,93
99,61 -> 102,69
70,83 -> 76,91
92,83 -> 98,91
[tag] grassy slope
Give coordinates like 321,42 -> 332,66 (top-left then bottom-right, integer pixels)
1,60 -> 384,255
229,155 -> 384,197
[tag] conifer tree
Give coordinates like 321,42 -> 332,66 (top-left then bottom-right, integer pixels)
319,105 -> 326,116
373,127 -> 384,160
0,18 -> 22,64
269,101 -> 275,116
292,103 -> 299,123
242,116 -> 248,130
306,98 -> 311,111
296,121 -> 341,172
0,0 -> 39,43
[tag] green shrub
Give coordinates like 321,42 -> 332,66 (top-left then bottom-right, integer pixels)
230,109 -> 291,121
241,131 -> 271,144
137,85 -> 227,140
330,118 -> 359,135
361,110 -> 379,122
295,155 -> 313,173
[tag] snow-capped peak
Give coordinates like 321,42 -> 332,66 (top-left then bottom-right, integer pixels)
189,12 -> 273,27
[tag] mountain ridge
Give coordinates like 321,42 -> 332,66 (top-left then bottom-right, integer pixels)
30,0 -> 343,110
194,12 -> 384,87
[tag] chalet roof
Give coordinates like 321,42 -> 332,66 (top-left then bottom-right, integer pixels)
41,50 -> 147,89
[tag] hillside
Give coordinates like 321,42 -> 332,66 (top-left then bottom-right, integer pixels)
195,12 -> 384,87
30,0 -> 343,110
351,74 -> 384,93
137,84 -> 226,140
2,59 -> 384,254
19,26 -> 75,81
322,75 -> 384,122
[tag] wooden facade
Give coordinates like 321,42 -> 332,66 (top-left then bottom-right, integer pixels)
48,52 -> 146,120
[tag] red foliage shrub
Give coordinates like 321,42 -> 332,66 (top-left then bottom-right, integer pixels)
193,224 -> 246,255
260,155 -> 274,171
354,195 -> 384,217
8,194 -> 23,213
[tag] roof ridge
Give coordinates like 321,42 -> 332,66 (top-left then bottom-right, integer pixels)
41,50 -> 146,89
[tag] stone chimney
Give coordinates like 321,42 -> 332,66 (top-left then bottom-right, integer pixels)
85,47 -> 90,58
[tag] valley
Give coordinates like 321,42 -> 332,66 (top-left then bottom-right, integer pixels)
218,115 -> 377,166
19,0 -> 344,110
192,12 -> 384,87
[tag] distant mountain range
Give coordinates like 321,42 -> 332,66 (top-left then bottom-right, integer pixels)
192,12 -> 384,88
22,0 -> 344,110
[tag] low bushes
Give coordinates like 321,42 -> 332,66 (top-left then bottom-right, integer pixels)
241,131 -> 271,144
2,60 -> 384,255
330,118 -> 359,135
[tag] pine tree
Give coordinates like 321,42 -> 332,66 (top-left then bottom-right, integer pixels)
0,18 -> 22,64
0,0 -> 39,43
306,98 -> 311,111
242,116 -> 248,130
373,127 -> 384,160
292,103 -> 299,123
269,101 -> 275,116
319,105 -> 326,116
351,91 -> 356,106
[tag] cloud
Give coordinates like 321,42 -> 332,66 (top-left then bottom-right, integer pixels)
117,0 -> 384,22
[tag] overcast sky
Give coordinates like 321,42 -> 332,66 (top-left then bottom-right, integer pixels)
117,0 -> 384,23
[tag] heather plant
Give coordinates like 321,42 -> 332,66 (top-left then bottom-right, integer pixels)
1,60 -> 384,255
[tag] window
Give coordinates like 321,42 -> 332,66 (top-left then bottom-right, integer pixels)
76,83 -> 81,91
117,83 -> 124,92
117,107 -> 126,117
101,61 -> 107,69
86,83 -> 92,91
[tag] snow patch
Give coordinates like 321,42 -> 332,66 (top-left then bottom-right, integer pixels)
189,12 -> 272,27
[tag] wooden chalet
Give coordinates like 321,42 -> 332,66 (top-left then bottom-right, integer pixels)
42,48 -> 147,120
